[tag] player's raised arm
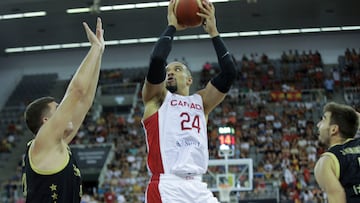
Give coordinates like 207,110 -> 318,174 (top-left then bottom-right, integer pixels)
197,0 -> 237,115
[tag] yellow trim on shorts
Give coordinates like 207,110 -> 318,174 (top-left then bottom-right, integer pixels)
321,152 -> 340,179
28,143 -> 70,175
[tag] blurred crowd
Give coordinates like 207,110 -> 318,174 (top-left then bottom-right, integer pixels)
1,48 -> 360,203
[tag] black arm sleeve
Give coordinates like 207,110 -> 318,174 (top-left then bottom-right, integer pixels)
210,36 -> 237,93
146,26 -> 176,84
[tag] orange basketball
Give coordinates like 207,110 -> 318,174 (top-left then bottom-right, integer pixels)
174,0 -> 203,28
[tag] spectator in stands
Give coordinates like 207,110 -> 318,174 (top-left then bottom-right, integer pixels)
351,48 -> 359,69
141,1 -> 236,202
283,165 -> 295,189
299,50 -> 308,63
314,102 -> 360,203
344,48 -> 355,75
281,51 -> 289,63
331,68 -> 341,91
260,53 -> 268,64
313,50 -> 322,66
104,187 -> 116,203
293,49 -> 300,63
200,61 -> 213,87
0,138 -> 12,153
323,75 -> 334,99
238,53 -> 248,69
21,18 -> 105,203
251,52 -> 261,64
287,50 -> 295,63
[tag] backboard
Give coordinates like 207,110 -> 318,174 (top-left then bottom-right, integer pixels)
203,158 -> 253,192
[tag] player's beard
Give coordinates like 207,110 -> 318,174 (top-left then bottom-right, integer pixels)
166,85 -> 177,93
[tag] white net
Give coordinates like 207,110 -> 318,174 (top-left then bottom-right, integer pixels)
218,184 -> 232,202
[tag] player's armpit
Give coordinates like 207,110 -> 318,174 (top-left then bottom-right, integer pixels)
314,155 -> 346,203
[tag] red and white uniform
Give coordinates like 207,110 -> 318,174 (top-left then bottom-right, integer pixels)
142,91 -> 218,203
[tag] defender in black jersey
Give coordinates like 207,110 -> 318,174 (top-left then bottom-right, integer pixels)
22,141 -> 82,203
22,18 -> 105,203
315,102 -> 360,203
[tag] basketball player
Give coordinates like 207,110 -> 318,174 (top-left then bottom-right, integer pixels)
314,102 -> 360,203
141,0 -> 236,202
21,17 -> 105,203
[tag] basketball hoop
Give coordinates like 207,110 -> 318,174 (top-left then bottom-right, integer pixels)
218,183 -> 232,202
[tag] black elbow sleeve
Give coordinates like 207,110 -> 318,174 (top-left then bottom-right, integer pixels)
210,36 -> 237,93
147,57 -> 167,84
146,26 -> 176,84
210,55 -> 237,93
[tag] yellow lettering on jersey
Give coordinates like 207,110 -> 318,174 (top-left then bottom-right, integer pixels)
22,173 -> 27,197
340,146 -> 360,155
73,164 -> 81,177
353,184 -> 360,195
80,185 -> 83,197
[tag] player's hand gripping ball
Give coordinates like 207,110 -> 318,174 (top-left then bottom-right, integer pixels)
174,0 -> 205,27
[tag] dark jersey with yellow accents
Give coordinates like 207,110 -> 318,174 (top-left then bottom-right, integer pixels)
324,138 -> 360,203
22,141 -> 82,203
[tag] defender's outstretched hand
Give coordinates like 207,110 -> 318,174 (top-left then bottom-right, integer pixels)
197,0 -> 219,37
83,17 -> 105,53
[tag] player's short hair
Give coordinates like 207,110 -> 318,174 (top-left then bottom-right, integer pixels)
24,96 -> 55,135
324,102 -> 359,139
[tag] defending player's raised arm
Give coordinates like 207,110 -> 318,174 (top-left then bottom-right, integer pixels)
314,154 -> 346,203
197,1 -> 236,115
63,18 -> 105,143
37,18 -> 105,147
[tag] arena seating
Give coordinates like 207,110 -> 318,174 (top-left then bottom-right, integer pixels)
1,49 -> 359,203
